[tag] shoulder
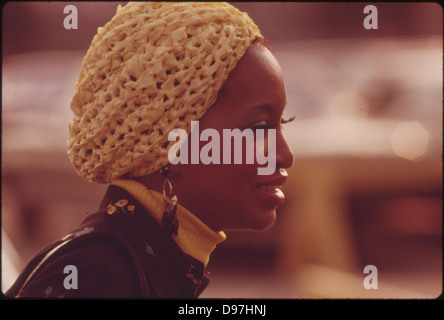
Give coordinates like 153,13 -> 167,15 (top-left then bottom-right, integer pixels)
9,233 -> 142,298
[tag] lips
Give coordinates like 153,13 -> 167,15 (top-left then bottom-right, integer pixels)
254,169 -> 288,208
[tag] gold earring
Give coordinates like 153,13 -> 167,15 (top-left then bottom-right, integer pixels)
160,167 -> 179,235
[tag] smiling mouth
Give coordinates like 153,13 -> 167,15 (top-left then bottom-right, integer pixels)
254,183 -> 285,207
254,169 -> 288,207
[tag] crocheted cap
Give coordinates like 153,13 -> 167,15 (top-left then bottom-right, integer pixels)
68,2 -> 263,183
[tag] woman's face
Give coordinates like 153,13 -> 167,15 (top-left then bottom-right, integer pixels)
171,42 -> 294,231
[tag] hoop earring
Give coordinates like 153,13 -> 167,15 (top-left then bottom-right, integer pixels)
160,167 -> 179,235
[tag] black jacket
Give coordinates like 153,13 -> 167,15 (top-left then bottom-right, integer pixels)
5,185 -> 209,298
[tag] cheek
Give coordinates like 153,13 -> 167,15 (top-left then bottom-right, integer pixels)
179,162 -> 254,194
206,163 -> 256,194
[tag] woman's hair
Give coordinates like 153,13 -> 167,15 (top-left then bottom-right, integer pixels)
68,2 -> 263,184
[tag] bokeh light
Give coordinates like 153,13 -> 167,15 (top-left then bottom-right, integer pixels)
390,121 -> 430,161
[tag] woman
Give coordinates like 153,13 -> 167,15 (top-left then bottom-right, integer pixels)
6,2 -> 294,298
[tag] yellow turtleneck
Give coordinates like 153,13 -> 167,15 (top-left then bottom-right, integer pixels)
111,179 -> 226,267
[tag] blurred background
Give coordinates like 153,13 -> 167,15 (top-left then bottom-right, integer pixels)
2,2 -> 442,298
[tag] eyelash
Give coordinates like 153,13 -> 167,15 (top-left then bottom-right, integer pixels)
281,116 -> 295,125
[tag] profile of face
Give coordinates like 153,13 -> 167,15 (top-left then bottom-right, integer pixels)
166,42 -> 294,232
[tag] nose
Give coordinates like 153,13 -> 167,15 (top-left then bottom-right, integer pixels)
276,129 -> 294,170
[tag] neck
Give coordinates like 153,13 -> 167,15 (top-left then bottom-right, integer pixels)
134,172 -> 222,232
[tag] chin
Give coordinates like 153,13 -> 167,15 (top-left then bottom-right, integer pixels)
221,204 -> 277,231
245,209 -> 277,231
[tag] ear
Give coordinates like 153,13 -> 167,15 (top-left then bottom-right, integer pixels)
164,164 -> 181,177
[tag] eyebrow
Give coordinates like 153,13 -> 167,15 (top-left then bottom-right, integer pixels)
245,103 -> 274,116
250,104 -> 273,112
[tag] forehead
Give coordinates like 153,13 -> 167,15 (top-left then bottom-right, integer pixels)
211,43 -> 287,117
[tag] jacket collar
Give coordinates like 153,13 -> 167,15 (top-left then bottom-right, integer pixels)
97,185 -> 211,298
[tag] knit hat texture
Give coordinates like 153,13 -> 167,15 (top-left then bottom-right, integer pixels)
68,2 -> 263,183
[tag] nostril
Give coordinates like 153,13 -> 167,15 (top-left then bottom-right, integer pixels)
276,138 -> 294,170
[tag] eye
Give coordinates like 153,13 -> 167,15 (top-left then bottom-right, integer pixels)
248,120 -> 270,130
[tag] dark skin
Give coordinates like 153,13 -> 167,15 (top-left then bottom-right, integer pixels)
136,42 -> 294,232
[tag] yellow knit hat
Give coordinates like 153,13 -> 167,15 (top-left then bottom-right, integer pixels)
67,2 -> 263,184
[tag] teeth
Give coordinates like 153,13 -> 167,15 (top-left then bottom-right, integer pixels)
257,185 -> 280,192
